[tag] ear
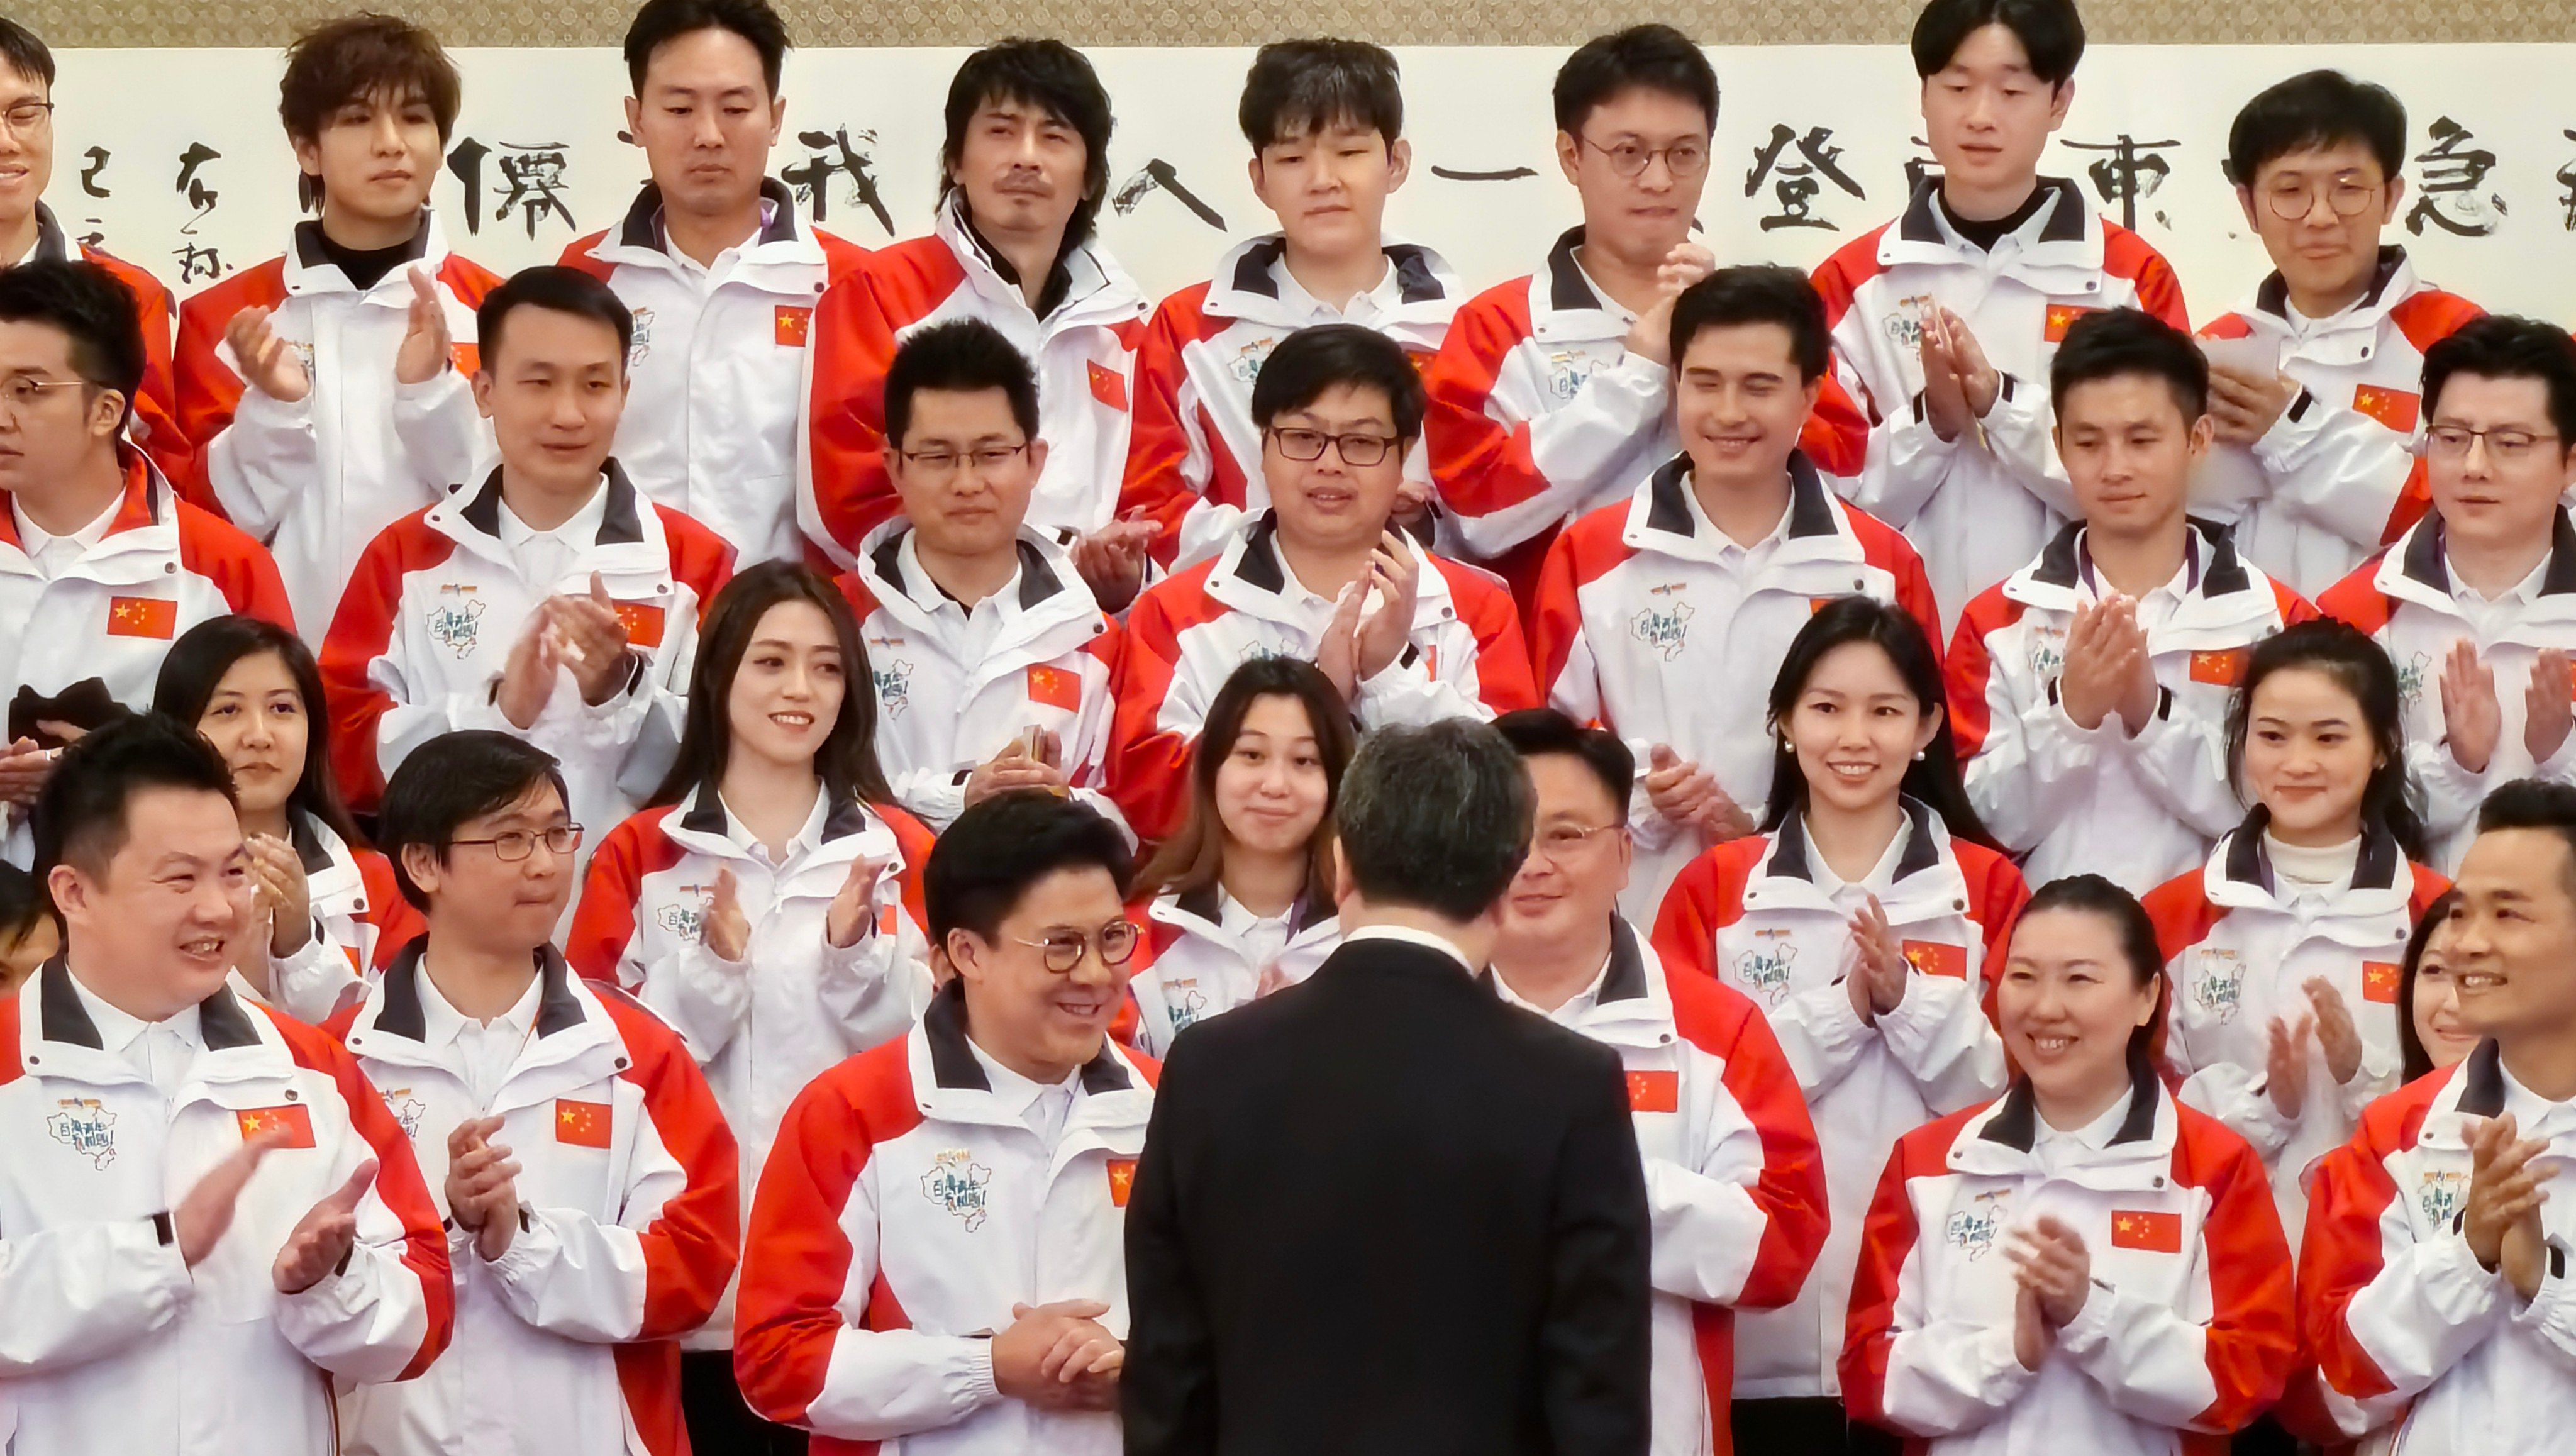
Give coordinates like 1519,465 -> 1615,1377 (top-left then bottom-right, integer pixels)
1331,843 -> 1355,908
2381,175 -> 2406,225
1801,374 -> 1824,413
470,367 -> 496,420
1553,130 -> 1582,189
2046,78 -> 2075,131
2233,183 -> 2260,233
767,94 -> 787,148
1246,153 -> 1267,205
89,387 -> 128,443
621,94 -> 643,143
291,134 -> 324,179
1025,438 -> 1050,481
46,863 -> 86,926
399,842 -> 444,902
1914,699 -> 1946,759
2187,411 -> 2217,459
945,928 -> 987,987
1386,138 -> 1413,193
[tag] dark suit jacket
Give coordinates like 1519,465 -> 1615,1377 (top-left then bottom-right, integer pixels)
1121,933 -> 1651,1456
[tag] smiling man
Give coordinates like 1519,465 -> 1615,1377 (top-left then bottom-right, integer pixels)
0,713 -> 451,1456
2303,777 -> 2576,1453
562,0 -> 867,566
736,789 -> 1155,1454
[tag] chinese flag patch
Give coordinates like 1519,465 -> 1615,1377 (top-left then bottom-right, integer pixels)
1026,663 -> 1080,711
106,595 -> 177,639
1901,940 -> 1967,979
1626,1069 -> 1679,1113
450,342 -> 481,377
1087,359 -> 1129,413
2045,304 -> 2101,343
1106,1157 -> 1138,1207
2352,384 -> 2421,434
2189,647 -> 2250,686
613,601 -> 667,648
236,1104 -> 316,1148
774,304 -> 813,348
2110,1208 -> 2183,1252
555,1099 -> 613,1149
2362,960 -> 2402,1003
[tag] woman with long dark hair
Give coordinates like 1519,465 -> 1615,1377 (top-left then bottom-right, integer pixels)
2396,888 -> 2477,1081
1652,596 -> 2026,1449
153,613 -> 416,1021
1842,874 -> 2296,1454
2145,618 -> 2450,1234
1118,655 -> 1353,1057
564,561 -> 933,1454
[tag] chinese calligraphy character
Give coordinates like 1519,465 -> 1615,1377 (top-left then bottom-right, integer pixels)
174,142 -> 220,235
2065,135 -> 2178,231
445,137 -> 578,239
1904,137 -> 1940,197
1110,159 -> 1226,230
78,145 -> 109,199
1744,124 -> 1865,232
2407,117 -> 2505,238
1428,164 -> 1540,182
172,242 -> 224,284
2557,130 -> 2576,231
780,126 -> 894,236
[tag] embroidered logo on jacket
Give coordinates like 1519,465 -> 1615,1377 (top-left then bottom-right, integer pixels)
1545,349 -> 1599,402
923,1148 -> 993,1231
2396,651 -> 2429,711
1733,940 -> 1797,1005
380,1088 -> 428,1142
2192,947 -> 2245,1023
1229,336 -> 1278,387
2026,626 -> 2066,682
1629,599 -> 1695,661
1163,977 -> 1209,1035
46,1098 -> 117,1169
875,659 -> 913,718
657,892 -> 707,941
1945,1189 -> 2008,1260
427,587 -> 486,657
2418,1169 -> 2467,1227
628,306 -> 655,366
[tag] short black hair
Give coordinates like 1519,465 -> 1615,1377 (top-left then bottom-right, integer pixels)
885,318 -> 1040,448
1336,718 -> 1534,922
32,713 -> 236,885
2050,306 -> 2208,421
941,39 -> 1114,250
477,265 -> 635,372
2223,69 -> 2407,187
0,260 -> 145,427
1492,708 -> 1633,826
1911,0 -> 2085,84
925,790 -> 1132,943
0,18 -> 55,88
377,731 -> 569,909
1668,265 -> 1832,384
624,0 -> 789,96
1552,25 -> 1717,136
0,859 -> 43,942
2475,779 -> 2576,900
279,13 -> 462,145
1250,323 -> 1426,441
1240,39 -> 1403,150
2423,315 -> 2576,449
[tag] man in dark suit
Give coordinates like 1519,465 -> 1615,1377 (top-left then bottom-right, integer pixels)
1122,717 -> 1651,1455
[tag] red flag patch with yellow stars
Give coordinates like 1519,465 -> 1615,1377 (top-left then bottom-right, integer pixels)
2110,1208 -> 2182,1252
107,596 -> 177,639
1106,1157 -> 1137,1207
236,1104 -> 316,1148
555,1099 -> 612,1149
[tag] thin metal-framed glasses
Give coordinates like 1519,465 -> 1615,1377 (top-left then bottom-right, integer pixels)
1531,822 -> 1626,862
2258,175 -> 2379,220
1579,133 -> 1711,180
893,442 -> 1030,479
2419,425 -> 2562,463
452,825 -> 586,860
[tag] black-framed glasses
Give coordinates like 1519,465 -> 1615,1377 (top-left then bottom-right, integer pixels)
1580,133 -> 1710,180
894,442 -> 1030,479
1265,426 -> 1399,467
2259,175 -> 2380,220
1008,919 -> 1141,973
0,100 -> 52,135
452,825 -> 585,861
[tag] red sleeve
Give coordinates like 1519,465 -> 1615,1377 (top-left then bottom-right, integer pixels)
1526,523 -> 1590,709
1848,503 -> 1945,668
1801,370 -> 1871,479
879,804 -> 938,935
352,849 -> 422,970
85,248 -> 193,488
2141,869 -> 2227,966
2173,1108 -> 2300,1430
1967,848 -> 2029,1030
1421,282 -> 1544,520
2297,1078 -> 2445,1401
2107,226 -> 2190,332
1105,575 -> 1206,844
176,501 -> 297,633
2272,581 -> 2320,628
1675,973 -> 1828,1311
565,814 -> 672,986
265,1006 -> 456,1380
599,991 -> 741,1340
1118,287 -> 1215,566
1651,843 -> 1753,982
1944,589 -> 2017,761
318,524 -> 433,810
656,506 -> 738,606
171,266 -> 279,511
1836,1120 -> 1943,1426
1444,559 -> 1542,714
806,247 -> 960,555
2407,863 -> 2453,920
2315,559 -> 2396,635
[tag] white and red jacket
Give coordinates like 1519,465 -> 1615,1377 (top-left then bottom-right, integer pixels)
1652,801 -> 2024,1398
1949,519 -> 2316,892
2144,814 -> 2450,1235
0,961 -> 453,1456
0,444 -> 294,737
325,944 -> 739,1456
1121,234 -> 1465,570
1812,178 -> 2191,625
1530,451 -> 1945,916
2318,508 -> 2576,867
1497,920 -> 1829,1456
176,213 -> 500,641
2196,248 -> 2482,597
733,981 -> 1159,1455
1840,1068 -> 2297,1456
834,521 -> 1124,833
1424,227 -> 1868,605
318,464 -> 735,846
1116,884 -> 1340,1059
255,810 -> 423,1028
1107,512 -> 1540,842
567,782 -> 937,1343
801,195 -> 1151,559
2301,1041 -> 2576,1455
19,203 -> 192,486
562,181 -> 869,566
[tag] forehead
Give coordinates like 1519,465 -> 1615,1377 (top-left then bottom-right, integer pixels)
1575,84 -> 1710,138
968,90 -> 1075,130
0,317 -> 78,372
997,863 -> 1124,930
2253,139 -> 2385,181
1277,381 -> 1396,428
0,58 -> 45,100
1235,692 -> 1319,738
491,305 -> 625,370
641,25 -> 770,87
457,782 -> 569,833
329,82 -> 433,114
1679,321 -> 1799,373
212,648 -> 303,694
747,597 -> 840,647
2007,905 -> 2124,960
1801,638 -> 1910,693
1941,23 -> 2038,74
901,386 -> 1024,441
2429,372 -> 2553,426
2247,664 -> 2360,718
1524,751 -> 1620,817
2458,827 -> 2576,901
2059,372 -> 2190,426
106,786 -> 243,868
1265,118 -> 1387,149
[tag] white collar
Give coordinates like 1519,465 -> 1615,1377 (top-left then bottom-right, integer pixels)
966,1034 -> 1080,1118
415,962 -> 542,1052
1217,891 -> 1293,937
2036,1086 -> 2135,1152
718,787 -> 830,865
1802,816 -> 1909,897
2448,548 -> 2549,606
1265,247 -> 1402,323
1345,923 -> 1477,974
67,970 -> 199,1057
13,489 -> 119,558
660,196 -> 777,279
497,481 -> 612,551
1492,943 -> 1614,1024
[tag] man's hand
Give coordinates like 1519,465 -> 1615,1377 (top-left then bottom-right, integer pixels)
1620,242 -> 1716,367
963,732 -> 1067,808
1689,788 -> 1760,844
443,1115 -> 521,1262
992,1300 -> 1122,1409
391,267 -> 454,387
2206,364 -> 2299,447
2265,1013 -> 2312,1120
2528,649 -> 2575,764
2304,977 -> 2364,1087
246,833 -> 314,956
496,615 -> 561,730
1389,473 -> 1435,533
2441,638 -> 2502,774
1351,533 -> 1421,684
1643,743 -> 1718,827
176,1126 -> 294,1266
0,736 -> 57,807
2008,1214 -> 2092,1328
225,307 -> 311,404
2013,1281 -> 2052,1371
1918,306 -> 1999,442
2463,1112 -> 2555,1301
1315,580 -> 1367,703
273,1159 -> 377,1294
1938,308 -> 2001,420
2057,598 -> 2134,733
702,867 -> 751,963
1846,895 -> 1910,1025
550,574 -> 638,708
823,858 -> 888,950
1070,509 -> 1155,614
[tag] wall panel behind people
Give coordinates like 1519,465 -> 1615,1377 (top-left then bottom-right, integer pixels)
42,43 -> 2576,326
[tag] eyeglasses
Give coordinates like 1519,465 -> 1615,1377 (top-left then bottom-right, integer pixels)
0,375 -> 87,418
0,101 -> 52,136
1580,134 -> 1710,181
2421,425 -> 2563,463
893,442 -> 1030,480
1531,822 -> 1624,862
1265,426 -> 1400,468
2259,175 -> 2380,221
451,825 -> 585,861
1008,918 -> 1141,974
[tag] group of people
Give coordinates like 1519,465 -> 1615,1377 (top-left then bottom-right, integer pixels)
0,0 -> 2571,1453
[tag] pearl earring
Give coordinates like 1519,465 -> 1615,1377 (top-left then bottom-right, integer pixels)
1912,750 -> 1926,762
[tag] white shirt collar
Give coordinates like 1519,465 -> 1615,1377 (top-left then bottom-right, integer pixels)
497,482 -> 611,551
1492,945 -> 1614,1025
719,788 -> 830,867
13,491 -> 120,575
965,1035 -> 1080,1116
67,970 -> 200,1057
2036,1085 -> 2135,1157
1265,246 -> 1402,325
1345,923 -> 1477,974
415,962 -> 542,1051
2448,548 -> 2549,606
660,196 -> 777,281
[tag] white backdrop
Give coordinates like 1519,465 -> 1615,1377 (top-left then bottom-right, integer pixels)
48,44 -> 2576,324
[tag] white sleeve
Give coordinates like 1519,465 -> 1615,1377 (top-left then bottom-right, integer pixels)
1352,643 -> 1491,730
1765,975 -> 1882,1103
2255,394 -> 2414,550
1963,666 -> 2111,857
643,937 -> 752,1065
205,382 -> 322,543
1971,374 -> 2080,521
801,1160 -> 1004,1438
2057,1278 -> 2221,1430
482,1203 -> 650,1344
2121,688 -> 2250,838
387,369 -> 489,498
1872,972 -> 2009,1116
1446,352 -> 1670,560
0,1219 -> 192,1374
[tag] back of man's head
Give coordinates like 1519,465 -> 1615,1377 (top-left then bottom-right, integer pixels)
1335,718 -> 1533,923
